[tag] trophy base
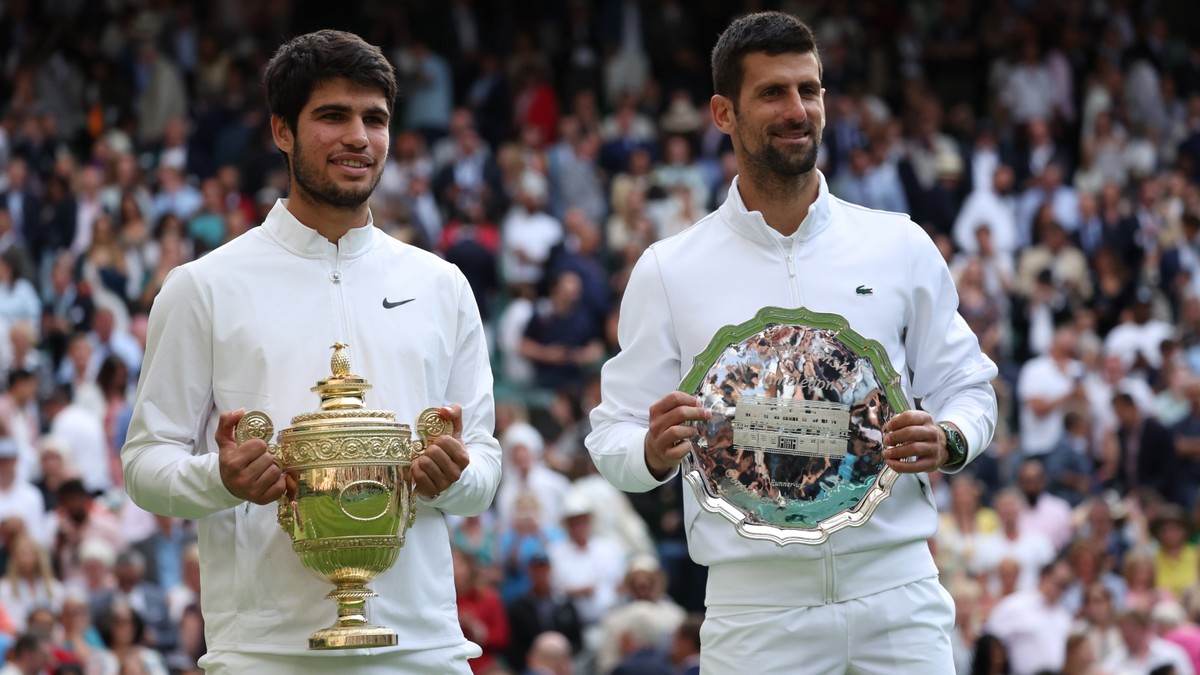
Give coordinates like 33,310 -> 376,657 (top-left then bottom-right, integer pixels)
308,625 -> 398,650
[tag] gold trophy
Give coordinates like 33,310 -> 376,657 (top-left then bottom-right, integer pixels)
235,343 -> 448,650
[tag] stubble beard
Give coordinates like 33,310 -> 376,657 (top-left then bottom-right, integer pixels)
288,140 -> 382,209
752,122 -> 821,178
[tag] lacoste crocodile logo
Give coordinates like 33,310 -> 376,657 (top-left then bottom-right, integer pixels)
382,297 -> 415,309
855,285 -> 873,295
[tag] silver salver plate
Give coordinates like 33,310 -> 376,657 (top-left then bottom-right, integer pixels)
680,307 -> 906,545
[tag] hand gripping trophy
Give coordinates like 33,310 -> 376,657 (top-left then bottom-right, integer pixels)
235,343 -> 448,650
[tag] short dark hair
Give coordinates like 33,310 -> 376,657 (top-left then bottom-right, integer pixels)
11,632 -> 45,658
263,30 -> 398,136
7,367 -> 33,390
711,11 -> 820,104
57,478 -> 90,500
677,613 -> 703,651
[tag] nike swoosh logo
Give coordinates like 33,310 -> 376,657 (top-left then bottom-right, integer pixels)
382,298 -> 415,309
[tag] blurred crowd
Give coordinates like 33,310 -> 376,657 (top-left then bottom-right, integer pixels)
0,0 -> 1199,674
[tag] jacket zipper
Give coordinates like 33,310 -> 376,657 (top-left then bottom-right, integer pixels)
780,237 -> 803,307
331,244 -> 349,342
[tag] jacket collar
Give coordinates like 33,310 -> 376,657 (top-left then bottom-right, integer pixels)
718,170 -> 834,246
261,199 -> 377,258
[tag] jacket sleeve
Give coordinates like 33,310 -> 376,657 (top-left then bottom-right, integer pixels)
122,266 -> 245,518
585,248 -> 677,493
419,272 -> 502,516
903,224 -> 999,472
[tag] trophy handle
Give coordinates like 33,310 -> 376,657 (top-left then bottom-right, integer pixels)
408,407 -> 451,526
234,411 -> 294,535
415,407 -> 451,446
235,410 -> 276,445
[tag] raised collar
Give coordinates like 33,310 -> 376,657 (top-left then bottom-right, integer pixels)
261,199 -> 378,258
718,171 -> 834,246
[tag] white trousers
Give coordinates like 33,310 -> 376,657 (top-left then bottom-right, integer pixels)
699,577 -> 955,675
198,641 -> 479,674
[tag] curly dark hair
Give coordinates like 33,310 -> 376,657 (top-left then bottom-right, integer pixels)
263,29 -> 397,137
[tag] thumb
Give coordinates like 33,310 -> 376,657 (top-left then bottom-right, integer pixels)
216,408 -> 246,454
442,403 -> 464,440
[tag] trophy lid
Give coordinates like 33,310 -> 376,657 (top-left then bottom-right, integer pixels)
309,342 -> 374,410
238,343 -> 425,470
288,343 -> 400,427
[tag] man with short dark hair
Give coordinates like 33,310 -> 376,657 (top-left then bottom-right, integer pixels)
123,29 -> 501,673
0,368 -> 35,465
1112,391 -> 1180,502
0,633 -> 51,675
506,551 -> 583,673
50,478 -> 123,585
670,613 -> 702,675
587,11 -> 996,673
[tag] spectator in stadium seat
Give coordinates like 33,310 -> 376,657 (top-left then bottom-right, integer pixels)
547,493 -> 626,633
1110,392 -> 1180,503
519,271 -> 605,394
0,632 -> 51,675
595,555 -> 685,675
92,602 -> 169,675
453,547 -> 510,675
1014,457 -> 1074,550
972,488 -> 1057,593
985,559 -> 1074,675
1104,606 -> 1195,675
49,479 -> 123,589
0,439 -> 45,548
89,550 -> 174,654
505,549 -> 582,674
522,630 -> 574,675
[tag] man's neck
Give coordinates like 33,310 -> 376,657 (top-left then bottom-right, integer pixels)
283,196 -> 370,244
736,169 -> 819,237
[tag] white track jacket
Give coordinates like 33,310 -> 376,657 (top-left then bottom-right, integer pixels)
123,201 -> 502,656
587,173 -> 997,608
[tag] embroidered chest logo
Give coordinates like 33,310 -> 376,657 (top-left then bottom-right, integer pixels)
855,285 -> 873,296
382,298 -> 416,309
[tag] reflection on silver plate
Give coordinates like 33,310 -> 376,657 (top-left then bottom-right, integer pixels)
680,307 -> 907,545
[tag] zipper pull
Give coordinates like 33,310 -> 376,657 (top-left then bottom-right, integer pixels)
331,241 -> 343,283
784,240 -> 797,277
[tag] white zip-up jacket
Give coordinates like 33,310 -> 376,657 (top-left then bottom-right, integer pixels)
587,173 -> 997,607
123,201 -> 502,656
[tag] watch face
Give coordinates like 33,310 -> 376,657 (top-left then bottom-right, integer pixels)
941,425 -> 965,461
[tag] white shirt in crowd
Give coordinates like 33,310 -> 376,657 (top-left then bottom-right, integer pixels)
548,532 -> 627,626
1103,637 -> 1195,675
985,588 -> 1072,675
1017,355 -> 1084,455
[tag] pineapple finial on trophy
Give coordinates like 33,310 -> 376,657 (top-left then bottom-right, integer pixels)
330,342 -> 351,377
